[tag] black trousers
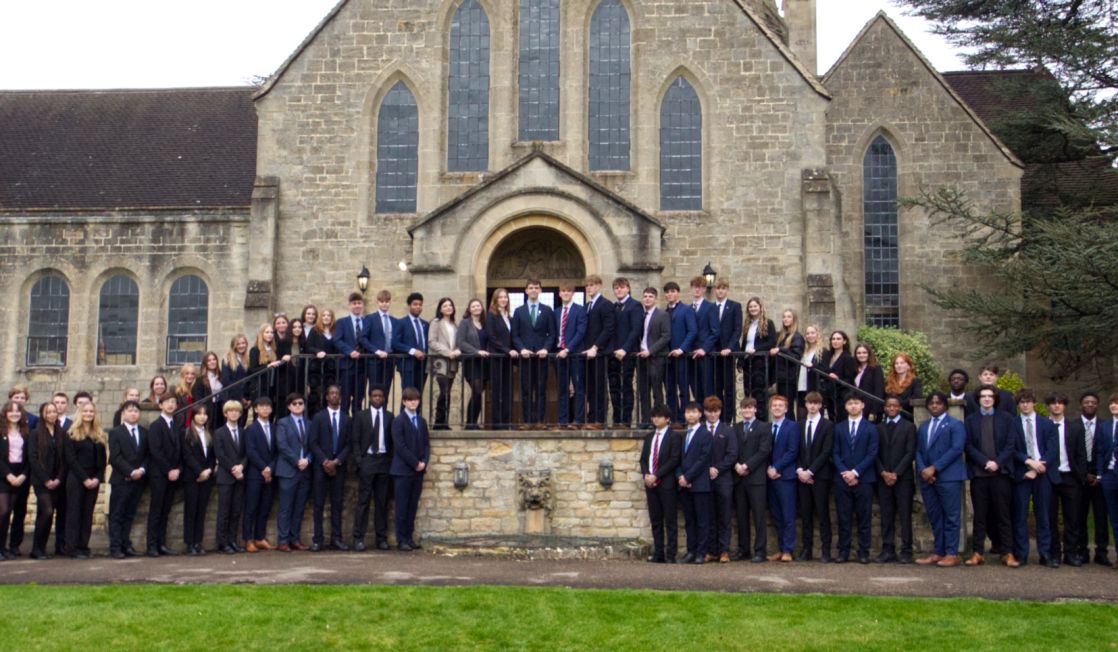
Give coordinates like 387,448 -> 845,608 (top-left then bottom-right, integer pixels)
52,476 -> 67,554
434,375 -> 453,429
242,478 -> 274,542
713,355 -> 736,423
1050,472 -> 1082,560
608,356 -> 636,426
878,476 -> 915,555
636,358 -> 665,428
182,477 -> 214,547
1077,480 -> 1110,559
797,478 -> 832,556
970,474 -> 1013,555
645,481 -> 678,560
6,476 -> 30,552
65,480 -> 98,554
586,357 -> 609,424
733,480 -> 767,556
835,480 -> 874,557
313,465 -> 347,544
519,357 -> 549,425
215,480 -> 245,548
108,479 -> 145,552
709,478 -> 734,555
32,485 -> 64,555
490,358 -> 513,429
742,361 -> 771,421
146,476 -> 178,550
354,464 -> 392,542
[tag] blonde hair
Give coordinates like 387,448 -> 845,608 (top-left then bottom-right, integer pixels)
254,324 -> 276,364
70,406 -> 106,445
176,363 -> 198,397
803,324 -> 825,358
225,334 -> 249,370
778,309 -> 799,348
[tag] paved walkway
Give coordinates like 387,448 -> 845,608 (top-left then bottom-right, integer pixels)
2,551 -> 1116,602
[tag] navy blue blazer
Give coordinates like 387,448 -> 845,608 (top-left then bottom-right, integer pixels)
334,313 -> 365,366
244,419 -> 277,481
691,300 -> 718,352
359,310 -> 395,355
613,296 -> 643,353
715,299 -> 743,352
916,414 -> 968,482
667,303 -> 698,353
390,411 -> 430,477
512,302 -> 556,352
964,410 -> 1018,478
1095,418 -> 1118,478
275,415 -> 312,479
677,424 -> 713,492
309,408 -> 351,465
768,418 -> 800,480
1012,414 -> 1061,484
583,294 -> 616,352
393,315 -> 430,356
833,418 -> 880,483
552,302 -> 587,353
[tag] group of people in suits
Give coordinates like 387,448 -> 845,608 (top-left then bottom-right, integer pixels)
639,383 -> 1118,570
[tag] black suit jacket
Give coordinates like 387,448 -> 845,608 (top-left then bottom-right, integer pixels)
28,425 -> 65,489
614,296 -> 643,353
964,411 -> 1019,478
181,429 -> 217,481
734,419 -> 772,486
640,429 -> 681,486
64,436 -> 106,484
108,423 -> 148,485
147,415 -> 181,479
797,416 -> 834,481
353,406 -> 395,474
310,408 -> 352,466
213,424 -> 247,485
855,366 -> 886,418
708,422 -> 738,487
1061,420 -> 1091,482
584,294 -> 616,353
876,418 -> 917,480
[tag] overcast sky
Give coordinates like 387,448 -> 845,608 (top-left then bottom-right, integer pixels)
0,0 -> 967,90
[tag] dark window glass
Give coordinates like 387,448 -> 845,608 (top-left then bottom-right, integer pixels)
448,0 -> 490,172
166,275 -> 209,365
588,0 -> 630,170
518,0 -> 561,141
26,275 -> 69,367
863,135 -> 900,328
659,77 -> 702,210
98,275 -> 139,366
375,81 -> 419,213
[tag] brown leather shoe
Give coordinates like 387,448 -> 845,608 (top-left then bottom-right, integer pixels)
780,552 -> 793,562
703,554 -> 718,563
936,555 -> 961,567
915,554 -> 943,566
291,542 -> 309,551
244,540 -> 258,553
276,544 -> 291,552
584,423 -> 603,430
767,552 -> 783,562
255,539 -> 274,551
964,552 -> 984,566
719,552 -> 730,563
1003,553 -> 1021,568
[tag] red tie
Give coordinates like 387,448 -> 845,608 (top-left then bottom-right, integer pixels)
651,433 -> 661,474
560,306 -> 569,349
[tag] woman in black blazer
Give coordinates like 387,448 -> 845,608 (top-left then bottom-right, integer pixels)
28,402 -> 65,560
770,309 -> 806,421
796,324 -> 825,417
486,289 -> 517,430
741,297 -> 777,421
885,352 -> 924,421
272,314 -> 295,418
197,351 -> 226,429
63,403 -> 107,558
180,407 -> 216,555
0,400 -> 30,561
456,298 -> 490,430
820,330 -> 856,422
305,309 -> 337,414
221,335 -> 251,428
853,343 -> 886,422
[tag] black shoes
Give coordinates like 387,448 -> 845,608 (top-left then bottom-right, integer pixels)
353,540 -> 367,552
795,550 -> 813,562
647,555 -> 666,564
898,552 -> 914,564
146,549 -> 161,558
376,540 -> 391,551
679,553 -> 696,564
331,540 -> 349,551
750,555 -> 766,563
310,543 -> 323,552
158,545 -> 178,556
876,551 -> 897,563
858,554 -> 871,564
398,542 -> 414,552
111,550 -> 126,560
1064,555 -> 1083,567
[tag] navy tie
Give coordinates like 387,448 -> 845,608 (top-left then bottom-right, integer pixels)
411,414 -> 418,430
331,412 -> 339,455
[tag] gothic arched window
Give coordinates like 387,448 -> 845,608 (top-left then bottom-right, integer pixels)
166,274 -> 209,365
659,77 -> 702,210
26,274 -> 69,367
448,0 -> 490,172
375,81 -> 419,213
863,135 -> 900,327
518,0 -> 561,141
98,274 -> 139,365
588,0 -> 631,170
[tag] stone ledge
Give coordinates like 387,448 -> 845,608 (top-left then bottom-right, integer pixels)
431,429 -> 645,441
425,534 -> 649,560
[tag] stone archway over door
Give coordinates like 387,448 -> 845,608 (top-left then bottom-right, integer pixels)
485,225 -> 587,307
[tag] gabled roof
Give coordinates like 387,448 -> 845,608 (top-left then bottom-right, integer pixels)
410,148 -> 664,235
823,11 -> 1023,169
255,0 -> 831,102
0,87 -> 257,212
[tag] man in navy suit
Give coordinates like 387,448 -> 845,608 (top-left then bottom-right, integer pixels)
553,284 -> 587,428
360,289 -> 396,398
242,397 -> 278,551
335,292 -> 367,415
391,387 -> 429,551
663,282 -> 697,426
512,278 -> 555,427
1096,393 -> 1118,570
677,402 -> 713,563
964,383 -> 1019,567
687,277 -> 719,405
392,293 -> 429,401
711,279 -> 743,423
640,405 -> 681,563
609,278 -> 643,428
309,385 -> 351,551
833,394 -> 880,564
275,393 -> 313,551
582,274 -> 615,428
915,392 -> 968,567
766,394 -> 800,561
1011,388 -> 1061,567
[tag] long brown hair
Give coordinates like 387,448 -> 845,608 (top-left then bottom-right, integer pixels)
488,288 -> 510,316
885,352 -> 917,395
746,297 -> 769,339
2,400 -> 29,438
778,309 -> 799,348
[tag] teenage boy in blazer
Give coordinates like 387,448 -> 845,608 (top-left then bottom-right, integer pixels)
335,292 -> 367,415
832,394 -> 880,564
309,385 -> 351,551
703,396 -> 738,563
677,402 -> 713,564
876,396 -> 917,563
393,293 -> 430,401
766,395 -> 800,562
636,288 -> 671,429
582,275 -> 616,429
640,405 -> 681,563
275,393 -> 313,551
553,284 -> 587,428
609,278 -> 643,428
243,397 -> 278,551
663,282 -> 697,426
213,401 -> 247,554
391,387 -> 429,551
352,385 -> 394,551
360,289 -> 397,396
711,279 -> 743,424
795,391 -> 833,562
732,397 -> 771,562
107,400 -> 147,559
146,393 -> 181,556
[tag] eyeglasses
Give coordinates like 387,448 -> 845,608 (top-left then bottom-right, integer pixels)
273,312 -> 287,319
291,401 -> 304,406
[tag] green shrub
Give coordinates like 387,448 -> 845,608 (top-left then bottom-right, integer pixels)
856,325 -> 944,393
994,369 -> 1048,416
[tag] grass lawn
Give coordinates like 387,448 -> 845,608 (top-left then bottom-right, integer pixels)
0,585 -> 1114,650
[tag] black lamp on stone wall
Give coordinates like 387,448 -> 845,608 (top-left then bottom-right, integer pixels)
453,460 -> 469,491
702,262 -> 716,290
598,459 -> 614,489
356,265 -> 370,294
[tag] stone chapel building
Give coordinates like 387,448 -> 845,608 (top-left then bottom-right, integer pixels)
0,1 -> 1024,400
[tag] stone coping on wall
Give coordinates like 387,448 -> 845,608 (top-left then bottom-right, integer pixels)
431,429 -> 645,441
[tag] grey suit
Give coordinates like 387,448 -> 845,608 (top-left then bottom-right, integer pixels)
637,307 -> 671,426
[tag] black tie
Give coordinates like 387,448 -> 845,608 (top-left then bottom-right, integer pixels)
807,420 -> 814,447
131,426 -> 139,449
